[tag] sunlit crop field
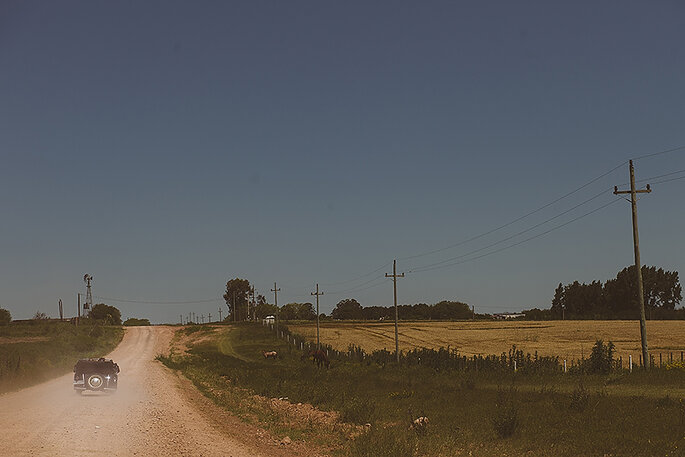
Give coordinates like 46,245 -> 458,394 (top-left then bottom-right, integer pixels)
287,320 -> 685,362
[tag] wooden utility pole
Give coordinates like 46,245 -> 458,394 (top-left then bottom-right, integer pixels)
271,282 -> 281,336
614,159 -> 652,368
385,259 -> 405,363
59,299 -> 63,321
218,307 -> 222,322
180,314 -> 183,325
209,313 -> 212,323
77,293 -> 81,326
311,284 -> 324,349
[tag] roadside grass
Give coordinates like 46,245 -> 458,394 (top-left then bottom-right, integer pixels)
0,320 -> 123,393
160,323 -> 685,456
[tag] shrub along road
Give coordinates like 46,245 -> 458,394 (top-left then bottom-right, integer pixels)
0,326 -> 310,456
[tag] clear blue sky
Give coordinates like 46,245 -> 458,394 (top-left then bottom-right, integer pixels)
2,1 -> 684,323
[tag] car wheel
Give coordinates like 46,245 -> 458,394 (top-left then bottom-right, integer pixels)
87,374 -> 104,389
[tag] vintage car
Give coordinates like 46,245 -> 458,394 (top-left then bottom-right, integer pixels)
73,357 -> 120,393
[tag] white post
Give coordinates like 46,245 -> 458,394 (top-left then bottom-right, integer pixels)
514,360 -> 517,372
629,355 -> 633,373
564,359 -> 567,373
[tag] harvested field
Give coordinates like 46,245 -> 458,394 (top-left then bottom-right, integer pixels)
287,320 -> 685,362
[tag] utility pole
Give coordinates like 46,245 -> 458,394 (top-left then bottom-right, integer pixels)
201,314 -> 205,324
77,293 -> 81,326
180,314 -> 183,325
209,313 -> 212,323
59,299 -> 63,321
311,284 -> 324,349
251,287 -> 256,321
385,259 -> 405,363
614,159 -> 652,368
271,282 -> 281,336
218,307 -> 222,322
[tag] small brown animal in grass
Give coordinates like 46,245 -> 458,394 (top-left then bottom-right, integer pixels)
301,349 -> 330,368
262,350 -> 277,359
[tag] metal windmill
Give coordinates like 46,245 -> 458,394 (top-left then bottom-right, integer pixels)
83,274 -> 93,310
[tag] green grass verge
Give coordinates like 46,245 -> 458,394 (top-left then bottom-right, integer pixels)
0,320 -> 124,393
159,323 -> 685,456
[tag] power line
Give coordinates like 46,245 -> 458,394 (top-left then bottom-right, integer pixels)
651,175 -> 685,186
405,187 -> 612,273
94,295 -> 222,305
632,144 -> 685,161
326,274 -> 387,295
635,168 -> 685,186
408,197 -> 623,274
320,262 -> 392,286
398,161 -> 627,262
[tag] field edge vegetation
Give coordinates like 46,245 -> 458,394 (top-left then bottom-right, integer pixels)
159,323 -> 685,457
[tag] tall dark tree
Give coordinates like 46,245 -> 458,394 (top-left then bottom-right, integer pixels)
550,265 -> 682,319
278,302 -> 316,320
88,303 -> 122,325
0,308 -> 11,325
223,278 -> 252,321
605,266 -> 682,319
551,283 -> 565,319
255,302 -> 277,320
331,298 -> 364,320
431,300 -> 472,320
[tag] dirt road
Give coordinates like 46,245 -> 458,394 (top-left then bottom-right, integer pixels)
0,326 -> 285,456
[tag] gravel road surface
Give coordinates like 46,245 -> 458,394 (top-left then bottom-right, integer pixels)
0,326 -> 271,456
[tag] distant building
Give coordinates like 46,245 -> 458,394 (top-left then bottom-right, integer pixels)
263,315 -> 275,325
493,312 -> 525,320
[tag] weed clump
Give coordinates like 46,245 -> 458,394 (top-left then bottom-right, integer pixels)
587,340 -> 615,374
569,381 -> 590,412
491,388 -> 519,438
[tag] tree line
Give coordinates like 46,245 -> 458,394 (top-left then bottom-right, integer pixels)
223,277 -> 477,321
525,265 -> 682,320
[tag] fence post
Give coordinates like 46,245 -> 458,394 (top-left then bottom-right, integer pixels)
660,353 -> 662,367
563,359 -> 567,373
629,354 -> 633,372
513,360 -> 517,372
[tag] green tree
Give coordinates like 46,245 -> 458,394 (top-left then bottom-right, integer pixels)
550,283 -> 565,319
88,303 -> 122,325
0,308 -> 11,325
123,317 -> 150,326
223,278 -> 252,321
331,298 -> 364,320
279,303 -> 299,320
605,266 -> 682,319
255,302 -> 277,320
431,300 -> 471,320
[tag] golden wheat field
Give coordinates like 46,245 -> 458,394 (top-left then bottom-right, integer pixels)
287,320 -> 685,362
